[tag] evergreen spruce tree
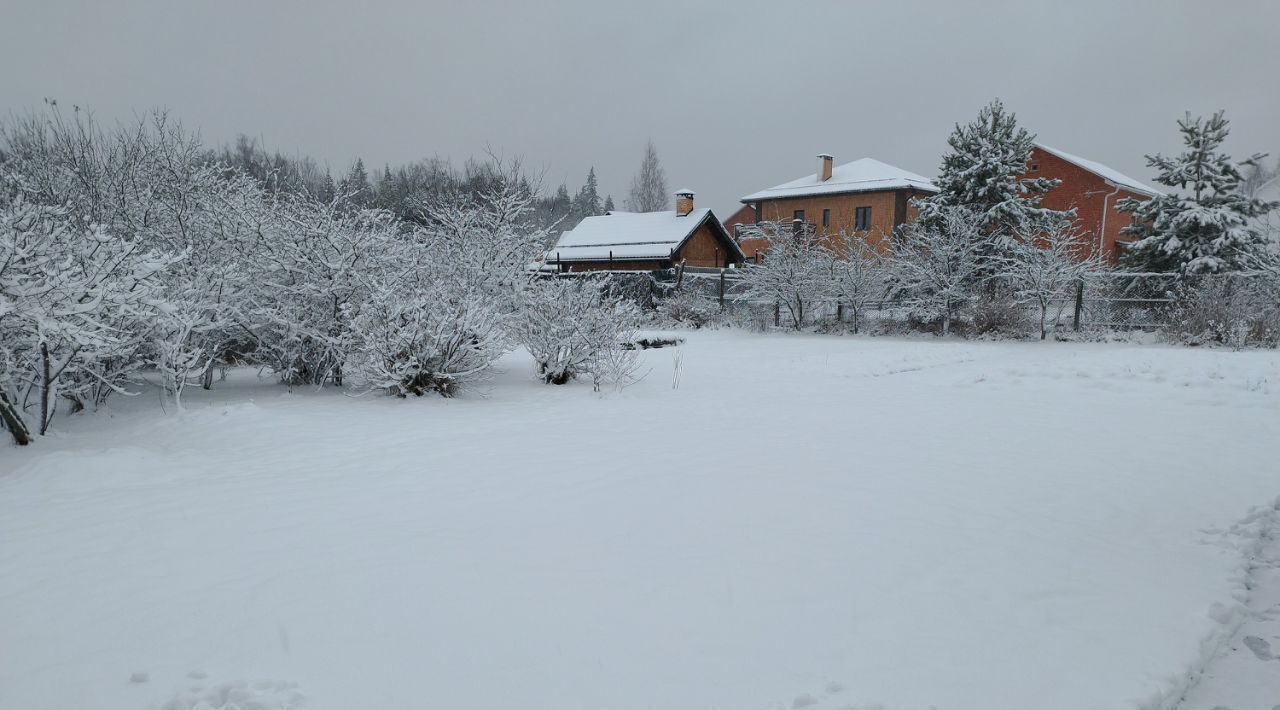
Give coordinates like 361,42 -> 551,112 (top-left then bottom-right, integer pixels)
1119,111 -> 1277,273
553,183 -> 571,211
320,169 -> 337,204
339,158 -> 371,207
917,99 -> 1073,258
603,195 -> 615,213
572,167 -> 602,218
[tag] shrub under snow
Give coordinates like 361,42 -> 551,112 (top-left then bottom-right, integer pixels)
517,276 -> 642,387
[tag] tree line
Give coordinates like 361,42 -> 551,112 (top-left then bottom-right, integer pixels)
0,103 -> 659,446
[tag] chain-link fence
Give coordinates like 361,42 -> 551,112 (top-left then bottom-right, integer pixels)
621,267 -> 1280,336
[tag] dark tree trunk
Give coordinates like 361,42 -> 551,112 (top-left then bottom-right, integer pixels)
0,392 -> 31,446
40,342 -> 52,436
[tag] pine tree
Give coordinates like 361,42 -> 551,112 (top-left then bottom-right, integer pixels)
339,158 -> 371,207
572,167 -> 602,219
1118,111 -> 1277,274
625,140 -> 668,212
917,99 -> 1073,256
603,195 -> 615,213
376,165 -> 396,210
320,170 -> 337,204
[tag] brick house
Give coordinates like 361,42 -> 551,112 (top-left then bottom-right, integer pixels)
543,190 -> 745,272
738,154 -> 939,257
1023,144 -> 1162,265
721,204 -> 768,262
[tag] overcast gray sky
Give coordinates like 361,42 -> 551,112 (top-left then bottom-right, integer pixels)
3,0 -> 1277,215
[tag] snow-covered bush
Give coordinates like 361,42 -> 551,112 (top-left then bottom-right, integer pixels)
1164,275 -> 1280,348
735,221 -> 834,330
966,291 -> 1033,339
888,206 -> 985,336
347,278 -> 509,397
828,231 -> 888,334
659,289 -> 721,329
993,221 -> 1101,339
346,175 -> 550,397
517,276 -> 642,386
241,198 -> 397,387
0,198 -> 180,444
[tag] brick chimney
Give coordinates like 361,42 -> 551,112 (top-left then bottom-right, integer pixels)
818,154 -> 834,182
675,189 -> 695,217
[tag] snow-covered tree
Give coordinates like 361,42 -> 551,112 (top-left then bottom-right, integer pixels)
736,221 -> 835,330
0,198 -> 181,444
338,158 -> 372,208
347,272 -> 509,397
516,276 -> 641,385
828,231 -> 888,334
1119,111 -> 1278,274
917,99 -> 1073,260
602,194 -> 615,213
888,206 -> 986,336
625,140 -> 668,212
347,170 -> 551,397
994,221 -> 1101,339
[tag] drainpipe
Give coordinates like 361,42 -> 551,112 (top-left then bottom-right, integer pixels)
1097,182 -> 1121,263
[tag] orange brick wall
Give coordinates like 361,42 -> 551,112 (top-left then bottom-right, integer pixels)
750,189 -> 928,255
1023,147 -> 1153,266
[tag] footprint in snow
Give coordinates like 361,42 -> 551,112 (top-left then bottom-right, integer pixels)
792,693 -> 819,708
1243,635 -> 1274,661
129,671 -> 149,684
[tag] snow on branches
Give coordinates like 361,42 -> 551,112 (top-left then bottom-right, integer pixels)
917,99 -> 1074,258
516,276 -> 642,388
735,220 -> 835,330
0,198 -> 181,443
1119,111 -> 1278,274
888,206 -> 986,336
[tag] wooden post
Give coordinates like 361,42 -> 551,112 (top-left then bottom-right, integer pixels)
774,301 -> 780,327
1072,279 -> 1084,332
718,269 -> 726,307
609,250 -> 613,271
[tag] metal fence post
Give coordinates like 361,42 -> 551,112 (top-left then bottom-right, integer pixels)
1073,279 -> 1084,332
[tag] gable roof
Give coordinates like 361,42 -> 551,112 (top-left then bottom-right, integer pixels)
546,208 -> 744,262
1034,143 -> 1163,198
741,158 -> 939,202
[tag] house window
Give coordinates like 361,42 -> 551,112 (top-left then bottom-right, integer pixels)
822,209 -> 831,228
793,209 -> 805,223
855,206 -> 872,231
1030,163 -> 1040,172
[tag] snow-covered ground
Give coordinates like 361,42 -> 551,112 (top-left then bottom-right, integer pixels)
1,331 -> 1278,710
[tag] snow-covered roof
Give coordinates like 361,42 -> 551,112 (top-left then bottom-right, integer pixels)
741,158 -> 939,202
546,208 -> 734,262
1034,144 -> 1163,198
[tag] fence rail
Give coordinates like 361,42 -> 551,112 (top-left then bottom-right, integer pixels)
620,268 -> 1279,334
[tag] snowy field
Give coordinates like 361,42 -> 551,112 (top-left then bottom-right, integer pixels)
2,331 -> 1278,710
